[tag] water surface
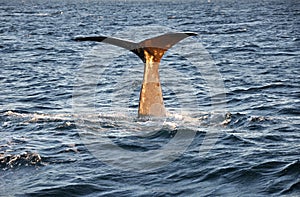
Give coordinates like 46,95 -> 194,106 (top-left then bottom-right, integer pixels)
0,0 -> 299,196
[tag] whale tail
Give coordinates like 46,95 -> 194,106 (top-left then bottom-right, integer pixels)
74,32 -> 197,117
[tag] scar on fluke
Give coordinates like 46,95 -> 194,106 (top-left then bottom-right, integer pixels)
74,32 -> 197,117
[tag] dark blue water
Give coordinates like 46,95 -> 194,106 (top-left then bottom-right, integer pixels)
1,0 -> 299,196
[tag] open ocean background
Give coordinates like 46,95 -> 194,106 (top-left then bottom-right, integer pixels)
0,0 -> 299,196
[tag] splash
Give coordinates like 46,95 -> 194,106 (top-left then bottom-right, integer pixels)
0,152 -> 42,170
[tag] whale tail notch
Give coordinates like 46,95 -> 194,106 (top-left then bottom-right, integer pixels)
74,32 -> 197,117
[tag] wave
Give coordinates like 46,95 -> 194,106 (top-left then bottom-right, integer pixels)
278,108 -> 300,116
229,83 -> 293,94
27,184 -> 103,197
2,110 -> 231,131
0,152 -> 42,170
2,110 -> 73,124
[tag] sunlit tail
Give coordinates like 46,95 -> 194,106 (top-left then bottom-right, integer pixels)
74,32 -> 197,117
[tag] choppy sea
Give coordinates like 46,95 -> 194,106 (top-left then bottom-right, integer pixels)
0,0 -> 299,196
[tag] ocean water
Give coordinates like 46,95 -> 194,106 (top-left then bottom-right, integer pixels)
0,0 -> 299,196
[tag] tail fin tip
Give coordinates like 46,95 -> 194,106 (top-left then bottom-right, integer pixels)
73,36 -> 107,42
185,32 -> 198,36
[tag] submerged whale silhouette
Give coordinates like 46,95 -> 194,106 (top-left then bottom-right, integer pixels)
74,32 -> 197,117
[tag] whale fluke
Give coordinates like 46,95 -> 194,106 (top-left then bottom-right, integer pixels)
75,32 -> 197,117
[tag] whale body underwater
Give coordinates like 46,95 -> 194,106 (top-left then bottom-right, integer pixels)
74,32 -> 197,117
